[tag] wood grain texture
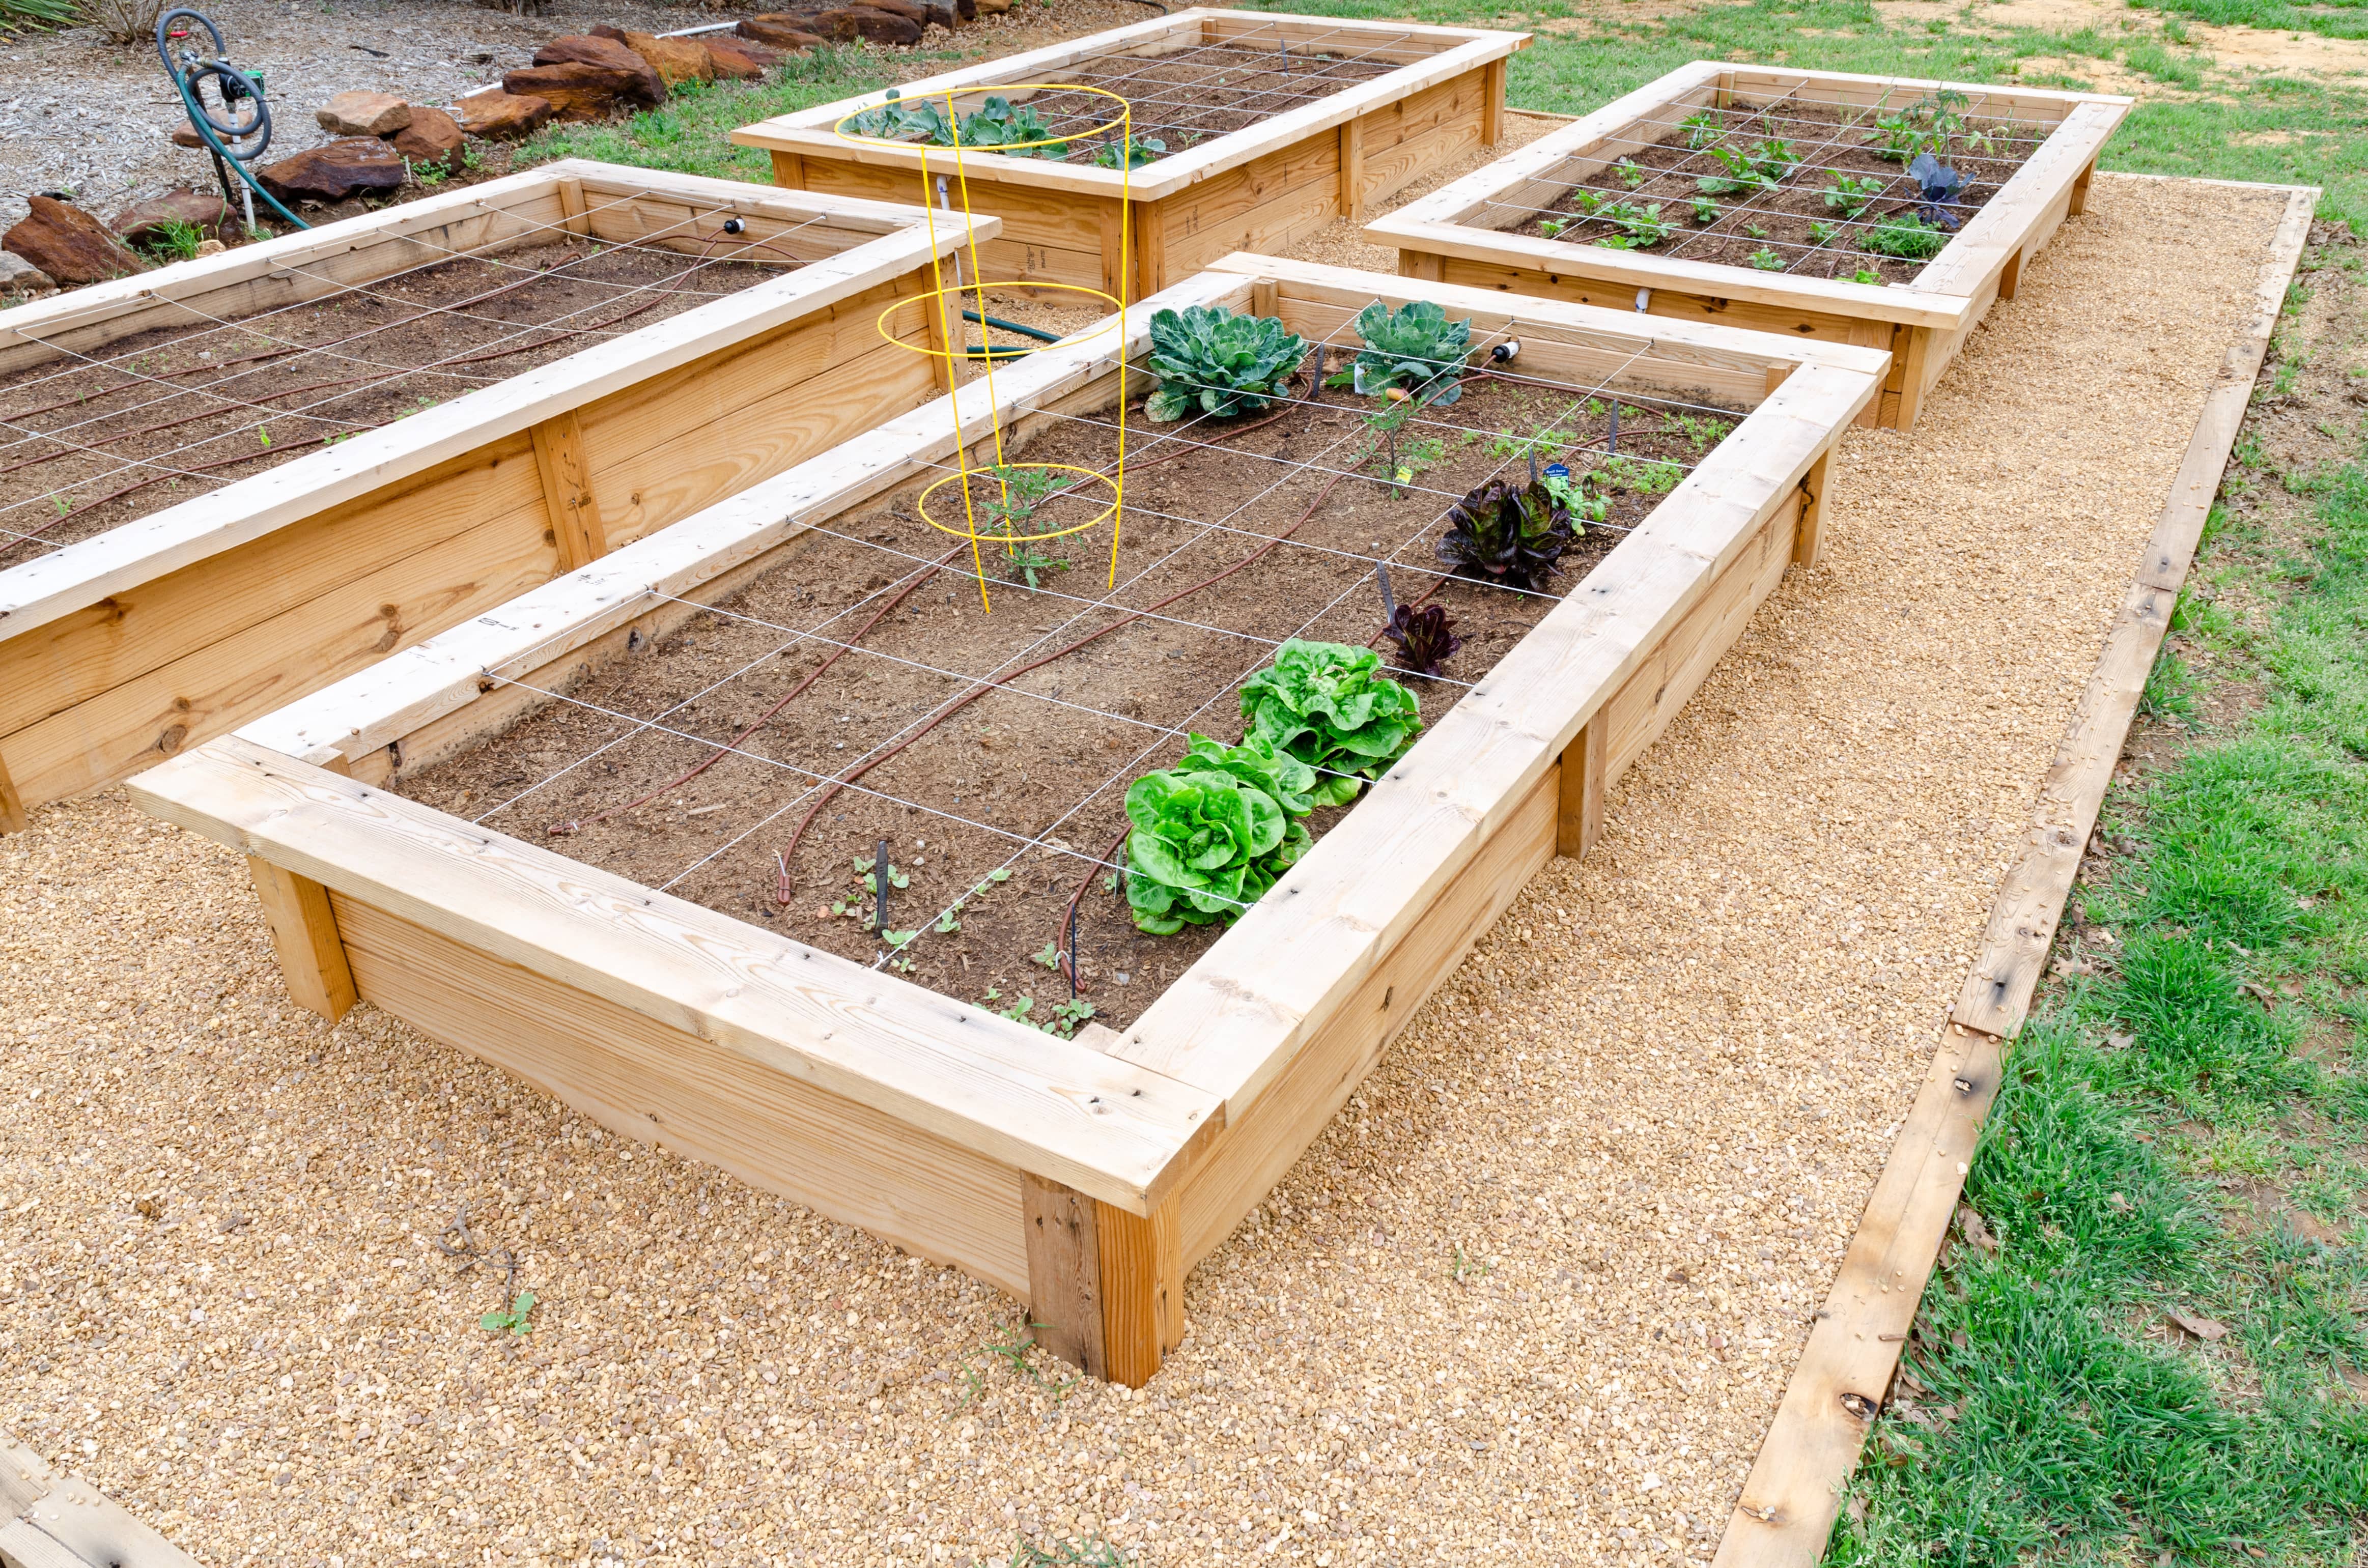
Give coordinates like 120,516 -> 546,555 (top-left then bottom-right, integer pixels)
529,409 -> 609,572
1094,1193 -> 1180,1386
128,736 -> 1222,1212
1555,714 -> 1605,859
1718,181 -> 2319,1568
1023,1175 -> 1104,1372
246,857 -> 357,1022
0,1432 -> 201,1568
340,895 -> 1033,1292
0,748 -> 22,835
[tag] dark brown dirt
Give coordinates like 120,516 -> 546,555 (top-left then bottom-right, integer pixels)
394,360 -> 1737,1035
943,33 -> 1398,165
0,235 -> 788,569
1512,95 -> 2046,284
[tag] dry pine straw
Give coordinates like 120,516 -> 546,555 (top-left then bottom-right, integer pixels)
0,172 -> 2284,1568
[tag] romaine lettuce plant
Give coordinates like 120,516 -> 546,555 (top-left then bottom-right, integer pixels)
1143,306 -> 1309,422
1435,476 -> 1578,593
1335,299 -> 1475,407
1122,735 -> 1314,933
1239,639 -> 1423,807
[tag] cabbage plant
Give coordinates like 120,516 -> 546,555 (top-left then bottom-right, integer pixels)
1239,639 -> 1423,807
1335,299 -> 1475,407
1143,306 -> 1309,422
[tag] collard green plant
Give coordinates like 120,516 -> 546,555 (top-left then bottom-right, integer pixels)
1593,201 -> 1677,250
954,95 -> 1070,158
1696,138 -> 1796,198
1122,736 -> 1314,934
1334,299 -> 1475,407
1907,152 -> 1969,229
1092,134 -> 1165,168
1238,639 -> 1423,807
1383,604 -> 1463,677
1436,477 -> 1578,594
1863,212 -> 1949,260
1142,306 -> 1308,422
845,89 -> 953,144
1822,170 -> 1884,218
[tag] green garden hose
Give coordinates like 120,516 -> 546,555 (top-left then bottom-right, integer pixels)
157,7 -> 311,232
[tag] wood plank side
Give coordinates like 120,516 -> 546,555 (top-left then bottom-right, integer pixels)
0,1431 -> 203,1568
529,410 -> 609,572
1713,1023 -> 2006,1564
246,856 -> 357,1022
337,894 -> 1033,1294
128,736 -> 1222,1211
1176,768 -> 1557,1267
1717,182 -> 2317,1568
0,748 -> 23,834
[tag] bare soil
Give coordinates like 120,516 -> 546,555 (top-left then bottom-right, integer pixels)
0,237 -> 788,568
1516,96 -> 2046,283
392,367 -> 1730,1032
1017,33 -> 1398,163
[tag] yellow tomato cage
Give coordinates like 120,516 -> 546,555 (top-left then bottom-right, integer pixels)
835,86 -> 1137,611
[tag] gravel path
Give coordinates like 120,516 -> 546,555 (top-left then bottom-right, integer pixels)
0,118 -> 2287,1568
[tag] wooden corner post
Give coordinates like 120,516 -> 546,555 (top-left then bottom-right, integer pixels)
0,746 -> 25,835
1793,450 -> 1833,568
1556,717 -> 1607,860
1022,1175 -> 1183,1387
529,410 -> 610,573
246,857 -> 358,1022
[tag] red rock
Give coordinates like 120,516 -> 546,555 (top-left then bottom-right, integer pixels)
452,90 -> 554,140
256,137 -> 407,204
3,195 -> 143,285
502,61 -> 641,122
736,17 -> 824,50
170,125 -> 206,149
808,7 -> 926,45
316,89 -> 411,137
622,31 -> 715,87
109,189 -> 239,248
532,35 -> 666,107
588,23 -> 629,41
389,105 -> 466,174
705,37 -> 773,78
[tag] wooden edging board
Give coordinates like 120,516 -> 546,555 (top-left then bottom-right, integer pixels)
0,161 -> 993,830
1711,180 -> 2318,1567
729,8 -> 1529,300
128,252 -> 1886,1387
1366,62 -> 2133,429
0,1429 -> 198,1568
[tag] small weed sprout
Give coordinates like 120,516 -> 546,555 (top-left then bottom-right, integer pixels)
133,217 -> 207,263
481,1288 -> 537,1337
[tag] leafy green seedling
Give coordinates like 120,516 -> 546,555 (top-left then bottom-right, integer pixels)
481,1289 -> 537,1336
1750,248 -> 1786,270
1822,171 -> 1885,218
1091,134 -> 1165,168
1690,195 -> 1718,224
1032,942 -> 1062,970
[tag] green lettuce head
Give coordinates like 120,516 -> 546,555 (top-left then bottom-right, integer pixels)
1238,639 -> 1423,808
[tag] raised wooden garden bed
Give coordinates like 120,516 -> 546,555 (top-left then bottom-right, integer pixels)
129,255 -> 1884,1385
730,9 -> 1528,299
0,160 -> 991,830
1367,63 -> 2130,428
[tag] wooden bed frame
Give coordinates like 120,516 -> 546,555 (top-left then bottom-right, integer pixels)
128,254 -> 1886,1386
0,160 -> 993,830
1365,63 -> 2131,429
730,9 -> 1528,300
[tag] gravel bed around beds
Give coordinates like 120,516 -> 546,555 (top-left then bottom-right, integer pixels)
0,175 -> 2287,1566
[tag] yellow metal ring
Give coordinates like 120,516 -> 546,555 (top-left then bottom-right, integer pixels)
917,463 -> 1118,546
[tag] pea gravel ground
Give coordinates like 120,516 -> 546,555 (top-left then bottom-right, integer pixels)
0,173 -> 2288,1567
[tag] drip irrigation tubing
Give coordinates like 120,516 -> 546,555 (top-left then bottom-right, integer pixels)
546,543 -> 974,838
